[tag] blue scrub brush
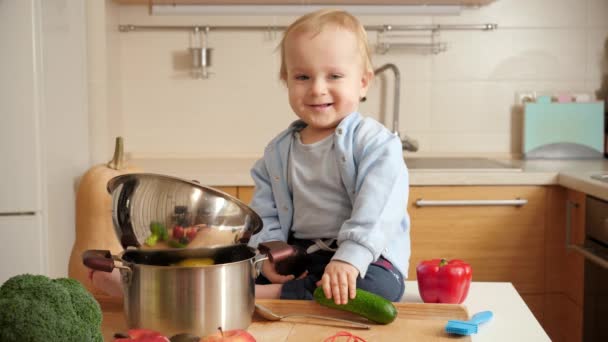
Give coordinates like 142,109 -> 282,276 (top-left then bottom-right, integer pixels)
445,310 -> 493,336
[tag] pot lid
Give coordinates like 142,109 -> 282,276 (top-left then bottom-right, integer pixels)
107,173 -> 263,250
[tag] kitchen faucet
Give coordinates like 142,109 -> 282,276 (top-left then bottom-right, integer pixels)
373,63 -> 419,152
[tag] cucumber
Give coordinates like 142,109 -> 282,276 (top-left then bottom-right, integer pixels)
313,287 -> 398,324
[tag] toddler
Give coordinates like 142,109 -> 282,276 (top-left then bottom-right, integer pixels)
249,8 -> 410,305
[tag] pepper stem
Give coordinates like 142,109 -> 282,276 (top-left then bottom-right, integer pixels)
218,327 -> 224,337
439,258 -> 448,267
106,136 -> 124,170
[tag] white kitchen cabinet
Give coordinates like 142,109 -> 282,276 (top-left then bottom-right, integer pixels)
0,215 -> 44,284
0,0 -> 42,214
0,0 -> 46,282
0,0 -> 90,280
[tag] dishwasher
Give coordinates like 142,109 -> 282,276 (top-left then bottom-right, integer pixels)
581,196 -> 608,342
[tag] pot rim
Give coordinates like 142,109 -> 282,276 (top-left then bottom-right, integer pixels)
119,244 -> 259,268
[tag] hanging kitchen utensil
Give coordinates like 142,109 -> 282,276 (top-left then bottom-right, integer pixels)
189,27 -> 212,79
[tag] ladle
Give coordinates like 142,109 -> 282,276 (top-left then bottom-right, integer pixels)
254,303 -> 370,330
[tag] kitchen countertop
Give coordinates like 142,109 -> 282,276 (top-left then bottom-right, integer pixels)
100,281 -> 548,341
130,156 -> 608,201
402,281 -> 550,342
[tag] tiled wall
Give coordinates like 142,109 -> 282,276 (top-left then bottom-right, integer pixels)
88,0 -> 608,162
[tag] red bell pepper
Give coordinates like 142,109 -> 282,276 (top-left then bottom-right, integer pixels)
416,258 -> 472,304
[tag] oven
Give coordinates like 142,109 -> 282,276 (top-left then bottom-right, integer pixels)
582,195 -> 608,342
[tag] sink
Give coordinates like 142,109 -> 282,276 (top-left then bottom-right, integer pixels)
404,157 -> 522,171
591,174 -> 608,183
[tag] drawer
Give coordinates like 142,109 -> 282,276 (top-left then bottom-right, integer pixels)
408,186 -> 547,294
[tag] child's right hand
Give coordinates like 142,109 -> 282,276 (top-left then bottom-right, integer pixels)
261,260 -> 300,284
89,268 -> 123,298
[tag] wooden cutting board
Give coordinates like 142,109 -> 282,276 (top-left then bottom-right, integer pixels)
249,300 -> 470,342
101,299 -> 470,342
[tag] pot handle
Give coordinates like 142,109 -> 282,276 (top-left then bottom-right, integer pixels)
82,249 -> 115,273
258,241 -> 297,263
252,255 -> 269,278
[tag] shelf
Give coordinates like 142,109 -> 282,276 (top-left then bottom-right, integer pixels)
114,0 -> 496,7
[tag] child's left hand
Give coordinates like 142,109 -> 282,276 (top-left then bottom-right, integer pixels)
317,260 -> 359,305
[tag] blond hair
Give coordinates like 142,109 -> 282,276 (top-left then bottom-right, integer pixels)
279,9 -> 373,81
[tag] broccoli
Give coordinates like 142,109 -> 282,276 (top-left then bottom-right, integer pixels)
0,274 -> 103,342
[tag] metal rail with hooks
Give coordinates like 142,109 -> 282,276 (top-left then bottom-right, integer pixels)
117,22 -> 496,78
118,23 -> 497,33
118,23 -> 496,55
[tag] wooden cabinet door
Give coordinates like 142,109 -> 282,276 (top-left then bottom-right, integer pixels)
238,186 -> 255,205
408,186 -> 547,295
213,186 -> 254,205
212,186 -> 238,198
564,189 -> 585,307
544,188 -> 584,342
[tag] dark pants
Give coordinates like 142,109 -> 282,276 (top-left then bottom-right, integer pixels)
255,238 -> 405,301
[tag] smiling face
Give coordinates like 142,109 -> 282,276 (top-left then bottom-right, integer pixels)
284,26 -> 372,142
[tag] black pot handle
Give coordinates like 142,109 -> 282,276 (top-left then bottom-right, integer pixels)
258,241 -> 309,277
82,249 -> 115,273
258,241 -> 296,263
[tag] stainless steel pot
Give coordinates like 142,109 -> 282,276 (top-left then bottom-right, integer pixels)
84,245 -> 266,337
82,173 -> 271,337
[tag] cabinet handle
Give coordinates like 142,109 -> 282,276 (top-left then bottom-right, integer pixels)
566,200 -> 608,269
415,198 -> 527,207
0,212 -> 36,216
568,244 -> 608,269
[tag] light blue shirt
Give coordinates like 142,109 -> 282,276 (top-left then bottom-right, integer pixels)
248,112 -> 411,278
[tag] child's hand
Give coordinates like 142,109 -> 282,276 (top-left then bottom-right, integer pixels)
261,260 -> 300,284
89,268 -> 123,298
317,260 -> 359,305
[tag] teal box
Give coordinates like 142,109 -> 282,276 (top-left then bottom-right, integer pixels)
523,101 -> 604,159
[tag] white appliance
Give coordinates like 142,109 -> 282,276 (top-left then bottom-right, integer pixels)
0,0 -> 46,283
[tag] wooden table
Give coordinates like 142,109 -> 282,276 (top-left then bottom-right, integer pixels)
101,299 -> 470,342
